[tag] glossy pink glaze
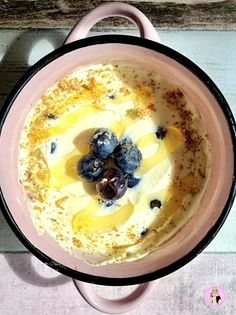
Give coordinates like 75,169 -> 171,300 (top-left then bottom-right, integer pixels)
0,2 -> 234,314
73,279 -> 156,314
65,2 -> 160,44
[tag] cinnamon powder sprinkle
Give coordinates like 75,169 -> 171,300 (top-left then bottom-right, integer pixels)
163,87 -> 207,196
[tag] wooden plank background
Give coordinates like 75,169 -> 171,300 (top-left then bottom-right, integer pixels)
0,0 -> 236,30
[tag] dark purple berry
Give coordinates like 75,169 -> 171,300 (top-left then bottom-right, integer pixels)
156,127 -> 167,139
150,199 -> 162,209
96,168 -> 128,200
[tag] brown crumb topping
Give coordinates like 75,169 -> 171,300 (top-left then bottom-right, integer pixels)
72,237 -> 83,248
55,196 -> 69,209
163,88 -> 208,196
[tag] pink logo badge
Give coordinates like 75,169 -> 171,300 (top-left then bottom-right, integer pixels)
204,286 -> 226,308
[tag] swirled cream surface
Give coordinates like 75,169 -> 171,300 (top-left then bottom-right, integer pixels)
18,63 -> 211,265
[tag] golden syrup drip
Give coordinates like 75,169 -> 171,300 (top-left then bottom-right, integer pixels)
72,201 -> 134,233
49,150 -> 82,188
137,126 -> 183,175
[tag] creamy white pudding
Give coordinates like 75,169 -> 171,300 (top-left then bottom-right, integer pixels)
18,63 -> 211,265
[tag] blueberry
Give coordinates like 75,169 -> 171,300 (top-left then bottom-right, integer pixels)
96,168 -> 128,200
150,199 -> 162,209
120,137 -> 132,145
127,174 -> 140,188
140,228 -> 148,237
113,141 -> 142,174
50,142 -> 57,154
48,113 -> 56,120
77,154 -> 104,182
105,200 -> 115,207
156,127 -> 167,139
90,128 -> 119,159
98,199 -> 115,207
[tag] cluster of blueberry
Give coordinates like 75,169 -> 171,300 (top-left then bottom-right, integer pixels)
77,128 -> 142,201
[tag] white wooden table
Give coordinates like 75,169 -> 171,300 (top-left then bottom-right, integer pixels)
0,28 -> 235,314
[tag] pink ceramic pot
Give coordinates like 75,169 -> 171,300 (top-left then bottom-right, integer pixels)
0,2 -> 235,314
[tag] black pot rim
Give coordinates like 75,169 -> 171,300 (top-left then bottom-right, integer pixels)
0,35 -> 235,286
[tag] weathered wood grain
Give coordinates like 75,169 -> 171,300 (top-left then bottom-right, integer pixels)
0,0 -> 236,29
0,253 -> 236,314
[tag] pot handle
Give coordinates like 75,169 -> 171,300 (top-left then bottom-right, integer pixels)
73,279 -> 156,314
64,2 -> 160,44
